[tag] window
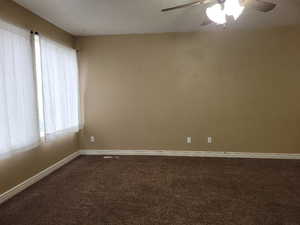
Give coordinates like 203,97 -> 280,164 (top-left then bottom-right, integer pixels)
0,19 -> 80,156
0,20 -> 40,156
35,35 -> 80,138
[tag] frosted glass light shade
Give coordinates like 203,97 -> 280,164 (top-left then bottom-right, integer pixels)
224,0 -> 245,20
206,4 -> 226,24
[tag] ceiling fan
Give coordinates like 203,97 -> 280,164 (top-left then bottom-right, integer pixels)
161,0 -> 276,25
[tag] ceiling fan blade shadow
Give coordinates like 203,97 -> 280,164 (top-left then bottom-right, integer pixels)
244,0 -> 276,12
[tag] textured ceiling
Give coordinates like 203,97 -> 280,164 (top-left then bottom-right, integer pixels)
13,0 -> 300,35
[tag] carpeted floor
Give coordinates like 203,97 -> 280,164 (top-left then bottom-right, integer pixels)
1,155 -> 300,225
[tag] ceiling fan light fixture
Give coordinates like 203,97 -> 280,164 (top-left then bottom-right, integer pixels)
206,4 -> 227,24
224,0 -> 245,20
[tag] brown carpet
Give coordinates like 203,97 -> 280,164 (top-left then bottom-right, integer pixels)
1,155 -> 300,225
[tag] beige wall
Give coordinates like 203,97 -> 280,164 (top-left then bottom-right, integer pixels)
0,134 -> 78,194
0,0 -> 78,194
77,26 -> 300,154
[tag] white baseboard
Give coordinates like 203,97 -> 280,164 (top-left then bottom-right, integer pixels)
0,151 -> 79,205
79,149 -> 300,160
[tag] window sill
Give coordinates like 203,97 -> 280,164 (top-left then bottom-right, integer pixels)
41,127 -> 79,143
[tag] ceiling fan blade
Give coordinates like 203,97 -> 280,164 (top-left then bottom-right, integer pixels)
161,0 -> 214,12
244,0 -> 276,12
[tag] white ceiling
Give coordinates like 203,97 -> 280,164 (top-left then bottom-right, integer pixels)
14,0 -> 300,36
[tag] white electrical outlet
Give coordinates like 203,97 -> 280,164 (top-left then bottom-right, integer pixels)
90,136 -> 95,143
187,137 -> 192,144
208,136 -> 213,144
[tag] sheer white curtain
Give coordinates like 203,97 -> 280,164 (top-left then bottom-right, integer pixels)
0,20 -> 40,156
40,37 -> 79,138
